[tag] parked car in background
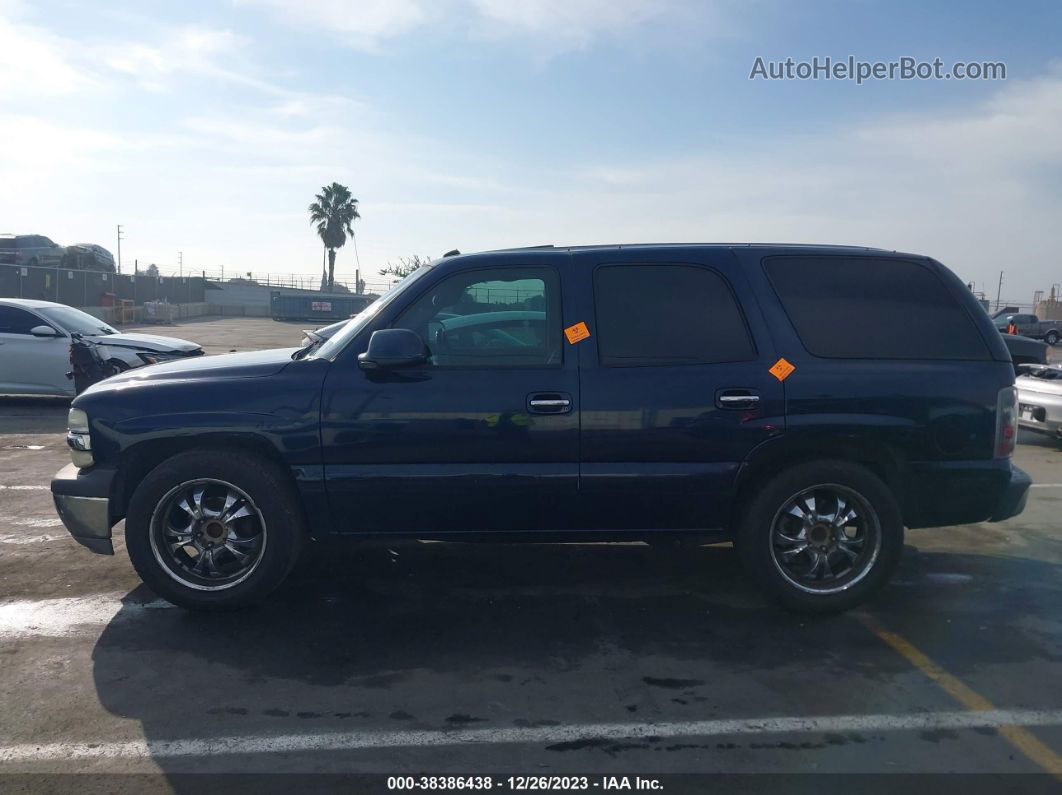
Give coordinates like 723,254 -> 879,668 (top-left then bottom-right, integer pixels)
51,244 -> 1028,614
994,313 -> 1062,345
1001,333 -> 1048,372
0,234 -> 66,268
1016,364 -> 1062,439
0,235 -> 14,265
0,298 -> 202,397
64,243 -> 116,273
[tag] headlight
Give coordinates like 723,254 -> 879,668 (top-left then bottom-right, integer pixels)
137,352 -> 178,365
67,407 -> 93,468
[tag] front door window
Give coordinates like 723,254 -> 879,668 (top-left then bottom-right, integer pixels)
393,267 -> 562,368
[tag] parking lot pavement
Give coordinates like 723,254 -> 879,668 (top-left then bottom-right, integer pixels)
0,317 -> 1060,782
121,316 -> 310,356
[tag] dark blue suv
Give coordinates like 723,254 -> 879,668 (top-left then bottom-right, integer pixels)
50,244 -> 1030,612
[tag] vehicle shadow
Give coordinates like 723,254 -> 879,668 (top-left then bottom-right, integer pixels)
88,539 -> 1062,780
0,396 -> 69,434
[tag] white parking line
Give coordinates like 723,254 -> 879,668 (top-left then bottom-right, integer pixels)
1030,484 -> 1062,488
0,593 -> 173,639
0,534 -> 62,545
7,518 -> 62,527
0,484 -> 49,490
0,709 -> 1059,763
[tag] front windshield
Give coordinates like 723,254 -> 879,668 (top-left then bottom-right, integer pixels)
312,265 -> 435,359
39,305 -> 118,336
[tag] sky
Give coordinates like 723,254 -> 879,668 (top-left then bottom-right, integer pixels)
1,0 -> 1060,301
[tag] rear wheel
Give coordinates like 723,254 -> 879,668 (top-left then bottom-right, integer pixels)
125,449 -> 305,609
736,460 -> 903,613
1045,330 -> 1059,346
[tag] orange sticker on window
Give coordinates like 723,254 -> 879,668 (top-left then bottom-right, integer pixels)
769,357 -> 795,381
564,322 -> 591,344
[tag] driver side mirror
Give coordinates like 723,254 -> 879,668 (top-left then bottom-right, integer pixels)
358,328 -> 429,370
30,325 -> 61,338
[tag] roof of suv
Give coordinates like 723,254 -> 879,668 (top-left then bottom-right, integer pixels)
467,242 -> 917,258
0,298 -> 65,309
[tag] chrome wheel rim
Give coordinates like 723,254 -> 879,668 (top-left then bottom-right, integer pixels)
149,479 -> 267,591
769,483 -> 881,595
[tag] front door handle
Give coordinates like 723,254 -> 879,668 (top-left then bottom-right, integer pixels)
528,392 -> 573,414
716,389 -> 760,409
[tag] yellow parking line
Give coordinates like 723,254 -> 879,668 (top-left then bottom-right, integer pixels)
860,614 -> 1062,775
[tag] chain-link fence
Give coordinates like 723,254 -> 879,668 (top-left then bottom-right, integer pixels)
0,264 -> 205,307
141,264 -> 398,296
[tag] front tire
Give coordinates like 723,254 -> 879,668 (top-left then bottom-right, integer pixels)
125,449 -> 305,609
736,460 -> 903,613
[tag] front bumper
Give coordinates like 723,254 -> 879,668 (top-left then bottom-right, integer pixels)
50,464 -> 116,555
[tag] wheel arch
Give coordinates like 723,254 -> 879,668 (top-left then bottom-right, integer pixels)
112,433 -> 295,522
730,434 -> 912,531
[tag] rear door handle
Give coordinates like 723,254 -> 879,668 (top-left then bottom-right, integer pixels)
528,392 -> 573,414
716,389 -> 760,409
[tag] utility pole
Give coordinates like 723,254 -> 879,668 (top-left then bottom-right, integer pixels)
995,270 -> 1004,311
178,251 -> 183,278
116,224 -> 124,274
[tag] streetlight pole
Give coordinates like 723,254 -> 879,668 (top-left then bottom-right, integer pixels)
178,251 -> 183,278
995,270 -> 1004,311
116,224 -> 124,274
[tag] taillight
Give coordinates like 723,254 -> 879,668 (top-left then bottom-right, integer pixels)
995,386 -> 1018,458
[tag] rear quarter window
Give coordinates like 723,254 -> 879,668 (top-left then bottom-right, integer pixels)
764,256 -> 990,360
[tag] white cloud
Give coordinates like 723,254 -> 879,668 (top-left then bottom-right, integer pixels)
468,0 -> 691,48
526,75 -> 1062,300
1,0 -> 1059,304
0,14 -> 100,95
236,0 -> 426,50
236,0 -> 724,52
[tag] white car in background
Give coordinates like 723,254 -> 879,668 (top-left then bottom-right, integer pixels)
1016,363 -> 1062,440
0,298 -> 202,397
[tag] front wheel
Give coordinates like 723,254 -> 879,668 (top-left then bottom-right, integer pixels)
125,449 -> 305,609
736,461 -> 903,613
1045,330 -> 1059,346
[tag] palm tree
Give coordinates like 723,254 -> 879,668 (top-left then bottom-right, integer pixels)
308,182 -> 360,291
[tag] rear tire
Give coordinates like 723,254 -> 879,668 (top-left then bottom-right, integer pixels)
735,460 -> 903,614
1045,331 -> 1059,346
125,449 -> 305,610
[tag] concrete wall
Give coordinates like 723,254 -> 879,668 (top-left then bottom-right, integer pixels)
205,282 -> 339,309
206,304 -> 272,317
205,281 -> 364,311
80,302 -> 212,325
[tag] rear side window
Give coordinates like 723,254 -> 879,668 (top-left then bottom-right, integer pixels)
594,264 -> 755,366
764,256 -> 989,360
